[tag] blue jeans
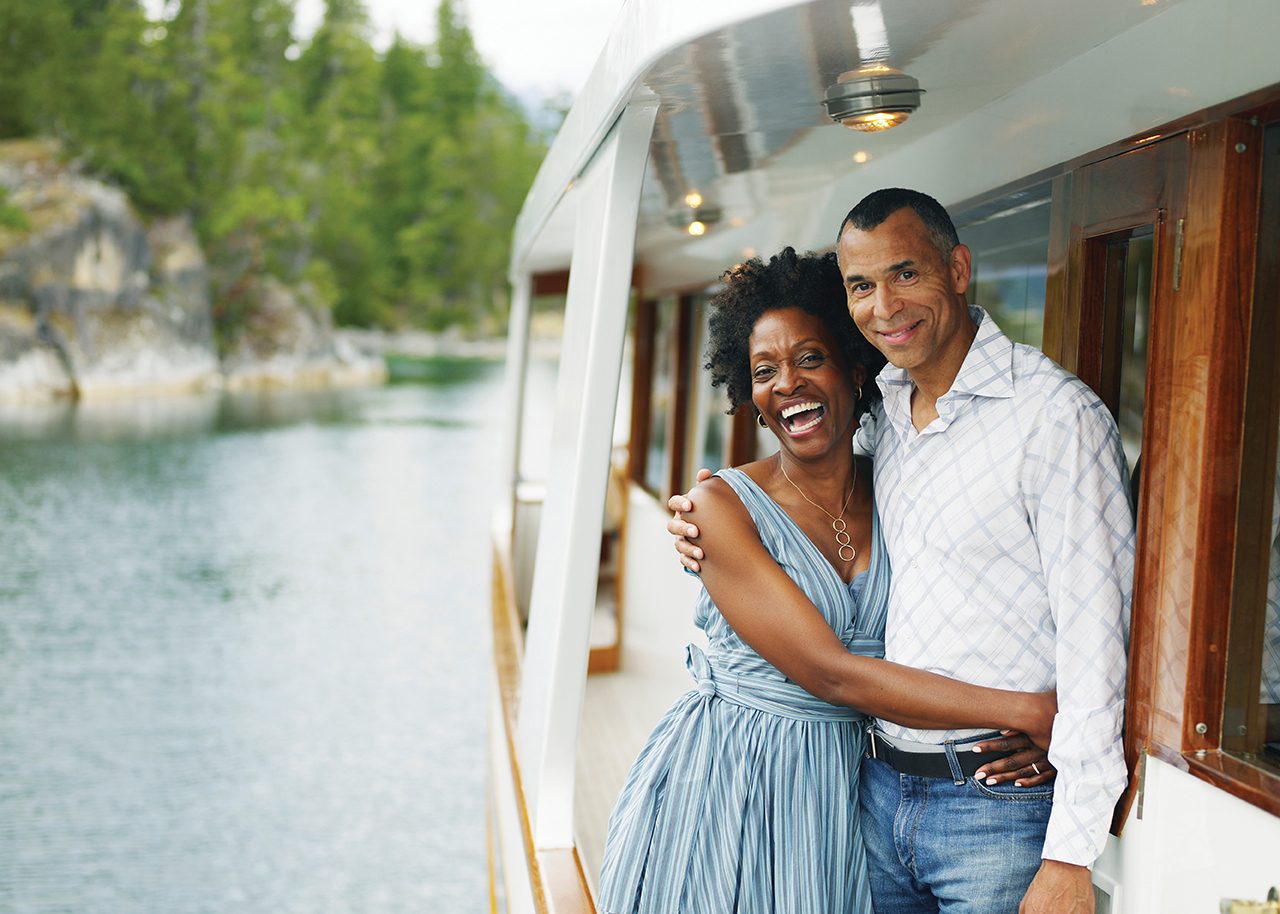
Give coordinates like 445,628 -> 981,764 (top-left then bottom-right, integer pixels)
860,744 -> 1053,914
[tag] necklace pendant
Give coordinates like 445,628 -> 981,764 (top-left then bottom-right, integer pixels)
834,526 -> 854,562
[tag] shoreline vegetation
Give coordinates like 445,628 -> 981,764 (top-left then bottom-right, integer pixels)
0,0 -> 553,403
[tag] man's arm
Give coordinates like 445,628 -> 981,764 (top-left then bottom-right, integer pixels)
1022,393 -> 1135,911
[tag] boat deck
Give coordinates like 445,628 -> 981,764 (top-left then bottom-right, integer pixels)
574,552 -> 703,894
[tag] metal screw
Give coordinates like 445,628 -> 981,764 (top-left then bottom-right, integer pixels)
1195,721 -> 1208,735
1238,724 -> 1248,736
1235,143 -> 1247,153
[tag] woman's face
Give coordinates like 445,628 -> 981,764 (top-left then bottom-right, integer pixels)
748,307 -> 864,459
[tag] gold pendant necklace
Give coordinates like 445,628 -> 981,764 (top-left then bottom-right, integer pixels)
778,458 -> 857,563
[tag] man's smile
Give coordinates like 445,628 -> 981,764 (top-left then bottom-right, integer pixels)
878,320 -> 924,344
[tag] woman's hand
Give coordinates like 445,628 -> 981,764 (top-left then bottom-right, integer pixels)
972,731 -> 1056,788
667,468 -> 714,572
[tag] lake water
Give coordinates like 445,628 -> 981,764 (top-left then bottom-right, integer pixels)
0,358 -> 506,913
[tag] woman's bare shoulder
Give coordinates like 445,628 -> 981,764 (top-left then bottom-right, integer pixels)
688,474 -> 757,544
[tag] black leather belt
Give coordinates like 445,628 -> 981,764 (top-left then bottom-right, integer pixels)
867,730 -> 1012,779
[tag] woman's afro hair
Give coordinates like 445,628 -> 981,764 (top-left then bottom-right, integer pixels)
702,246 -> 885,416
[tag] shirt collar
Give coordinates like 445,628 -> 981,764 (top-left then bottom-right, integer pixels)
875,306 -> 1016,434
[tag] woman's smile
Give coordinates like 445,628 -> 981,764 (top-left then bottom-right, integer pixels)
779,400 -> 826,435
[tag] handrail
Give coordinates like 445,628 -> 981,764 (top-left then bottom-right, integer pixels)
490,534 -> 597,914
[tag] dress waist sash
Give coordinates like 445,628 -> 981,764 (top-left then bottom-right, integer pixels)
685,644 -> 873,723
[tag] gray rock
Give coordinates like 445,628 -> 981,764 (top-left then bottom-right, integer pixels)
0,141 -> 384,400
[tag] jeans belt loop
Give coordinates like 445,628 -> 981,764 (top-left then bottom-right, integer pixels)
943,739 -> 966,785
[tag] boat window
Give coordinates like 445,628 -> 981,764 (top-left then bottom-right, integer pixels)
1223,121 -> 1280,777
1100,227 -> 1154,471
643,296 -> 678,495
957,190 -> 1051,349
690,295 -> 731,481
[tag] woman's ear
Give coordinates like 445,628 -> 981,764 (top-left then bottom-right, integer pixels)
851,363 -> 867,393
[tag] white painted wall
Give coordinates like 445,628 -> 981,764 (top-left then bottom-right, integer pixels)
1096,756 -> 1280,913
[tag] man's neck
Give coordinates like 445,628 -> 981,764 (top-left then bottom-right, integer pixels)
907,310 -> 979,430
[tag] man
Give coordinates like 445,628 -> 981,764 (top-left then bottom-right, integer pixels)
669,188 -> 1133,913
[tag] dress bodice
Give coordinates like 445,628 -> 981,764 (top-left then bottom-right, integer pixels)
684,467 -> 891,722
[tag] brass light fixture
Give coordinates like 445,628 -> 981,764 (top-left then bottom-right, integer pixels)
669,204 -> 722,236
823,66 -> 924,132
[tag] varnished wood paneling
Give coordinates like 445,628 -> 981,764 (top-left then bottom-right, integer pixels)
666,295 -> 696,497
627,301 -> 656,486
1178,119 -> 1263,753
1056,135 -> 1191,831
1041,172 -> 1073,366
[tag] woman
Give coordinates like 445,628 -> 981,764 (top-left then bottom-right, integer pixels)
597,248 -> 1054,914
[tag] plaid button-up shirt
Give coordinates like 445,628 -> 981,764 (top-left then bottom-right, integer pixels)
856,307 -> 1134,867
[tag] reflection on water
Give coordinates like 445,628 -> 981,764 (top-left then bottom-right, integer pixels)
0,359 -> 503,914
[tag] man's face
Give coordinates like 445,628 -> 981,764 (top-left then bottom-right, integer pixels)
836,208 -> 972,377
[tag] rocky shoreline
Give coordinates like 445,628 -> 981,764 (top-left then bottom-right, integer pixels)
0,140 -> 386,403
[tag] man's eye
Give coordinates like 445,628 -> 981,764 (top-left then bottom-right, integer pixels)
851,282 -> 872,295
898,270 -> 917,282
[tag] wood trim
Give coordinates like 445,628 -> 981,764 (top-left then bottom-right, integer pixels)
1177,118 -> 1263,754
535,265 -> 644,298
532,270 -> 571,297
491,539 -> 599,914
627,300 -> 656,486
1115,117 -> 1279,821
1041,171 -> 1073,367
727,409 -> 757,467
539,848 -> 596,914
1184,751 -> 1280,819
666,295 -> 696,497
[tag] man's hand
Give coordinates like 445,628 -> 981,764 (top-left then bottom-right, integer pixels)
1019,860 -> 1094,914
667,468 -> 714,573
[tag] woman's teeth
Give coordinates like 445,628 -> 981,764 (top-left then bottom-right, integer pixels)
780,401 -> 824,433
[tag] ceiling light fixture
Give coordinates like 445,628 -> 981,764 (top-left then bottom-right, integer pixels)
823,66 -> 923,132
669,204 -> 722,237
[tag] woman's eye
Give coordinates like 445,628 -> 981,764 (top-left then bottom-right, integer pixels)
799,353 -> 824,366
752,367 -> 775,381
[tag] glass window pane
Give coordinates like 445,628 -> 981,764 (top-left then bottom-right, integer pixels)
1116,232 -> 1153,469
960,194 -> 1051,349
644,297 -> 676,495
1263,488 -> 1280,765
1224,120 -> 1280,774
692,296 -> 730,479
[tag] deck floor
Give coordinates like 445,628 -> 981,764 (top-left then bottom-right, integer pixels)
574,616 -> 699,895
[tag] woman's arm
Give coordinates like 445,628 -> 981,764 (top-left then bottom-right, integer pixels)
693,478 -> 1056,746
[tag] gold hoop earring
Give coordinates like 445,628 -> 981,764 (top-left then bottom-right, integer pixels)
757,413 -> 768,429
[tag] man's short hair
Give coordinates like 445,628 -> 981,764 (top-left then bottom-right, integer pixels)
838,188 -> 960,261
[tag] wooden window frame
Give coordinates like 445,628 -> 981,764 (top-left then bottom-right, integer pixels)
627,294 -> 699,499
1045,104 -> 1280,823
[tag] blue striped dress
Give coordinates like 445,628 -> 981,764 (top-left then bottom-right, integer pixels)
598,467 -> 890,914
